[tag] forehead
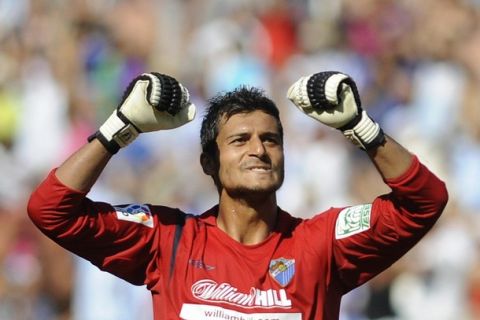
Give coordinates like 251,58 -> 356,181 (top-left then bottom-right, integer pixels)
217,110 -> 280,137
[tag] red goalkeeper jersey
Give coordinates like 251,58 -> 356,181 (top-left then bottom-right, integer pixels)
27,156 -> 447,320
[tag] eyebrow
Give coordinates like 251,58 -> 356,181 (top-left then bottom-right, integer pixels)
225,132 -> 250,140
225,131 -> 282,141
260,132 -> 281,138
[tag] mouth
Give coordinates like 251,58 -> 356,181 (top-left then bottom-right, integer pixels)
245,166 -> 272,172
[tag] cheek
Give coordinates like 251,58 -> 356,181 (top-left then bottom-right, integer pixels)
217,155 -> 238,182
218,148 -> 242,171
273,150 -> 285,169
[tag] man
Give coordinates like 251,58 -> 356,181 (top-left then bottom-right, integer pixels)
28,71 -> 448,319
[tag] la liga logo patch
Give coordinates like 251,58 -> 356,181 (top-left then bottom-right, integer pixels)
114,204 -> 154,228
269,258 -> 295,287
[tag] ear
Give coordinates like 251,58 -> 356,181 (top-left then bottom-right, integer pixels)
200,152 -> 216,176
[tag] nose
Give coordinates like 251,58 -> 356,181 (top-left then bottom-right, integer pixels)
248,136 -> 267,157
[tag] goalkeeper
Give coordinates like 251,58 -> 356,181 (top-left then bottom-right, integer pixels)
28,71 -> 448,319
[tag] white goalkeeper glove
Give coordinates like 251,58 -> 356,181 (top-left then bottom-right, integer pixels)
287,71 -> 385,150
88,72 -> 196,154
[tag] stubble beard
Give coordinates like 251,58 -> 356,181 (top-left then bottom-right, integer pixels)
228,170 -> 284,200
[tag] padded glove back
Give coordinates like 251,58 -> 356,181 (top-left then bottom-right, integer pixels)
287,71 -> 385,150
89,72 -> 196,154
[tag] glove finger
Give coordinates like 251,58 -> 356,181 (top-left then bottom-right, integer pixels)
142,73 -> 161,106
287,71 -> 349,110
148,72 -> 184,116
306,71 -> 348,109
337,77 -> 362,107
153,102 -> 196,130
174,102 -> 196,125
286,75 -> 311,109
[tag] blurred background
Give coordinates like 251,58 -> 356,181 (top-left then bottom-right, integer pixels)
1,0 -> 480,319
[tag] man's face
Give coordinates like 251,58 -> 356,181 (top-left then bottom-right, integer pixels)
213,110 -> 284,198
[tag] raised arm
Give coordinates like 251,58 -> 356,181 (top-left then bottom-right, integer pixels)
366,135 -> 413,180
25,72 -> 197,288
287,71 -> 415,180
54,72 -> 196,192
287,71 -> 448,291
56,139 -> 112,192
27,72 -> 196,284
28,72 -> 196,234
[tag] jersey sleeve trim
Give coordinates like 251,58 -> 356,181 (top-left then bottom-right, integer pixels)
51,168 -> 90,195
384,155 -> 419,187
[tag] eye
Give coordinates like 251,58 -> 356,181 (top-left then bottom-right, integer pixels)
230,137 -> 247,145
262,135 -> 281,146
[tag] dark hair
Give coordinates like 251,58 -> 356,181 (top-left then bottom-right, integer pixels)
200,86 -> 283,157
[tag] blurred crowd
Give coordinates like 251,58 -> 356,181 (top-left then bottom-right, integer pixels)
1,0 -> 480,319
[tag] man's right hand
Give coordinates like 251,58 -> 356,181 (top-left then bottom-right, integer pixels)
89,72 -> 196,154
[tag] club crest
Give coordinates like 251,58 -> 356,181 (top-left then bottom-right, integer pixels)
269,258 -> 295,287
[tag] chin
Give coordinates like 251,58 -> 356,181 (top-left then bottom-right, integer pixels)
230,181 -> 283,198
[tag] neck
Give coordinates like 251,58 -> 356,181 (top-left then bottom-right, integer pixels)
217,191 -> 278,245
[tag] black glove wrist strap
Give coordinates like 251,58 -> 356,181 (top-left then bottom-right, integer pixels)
87,131 -> 120,154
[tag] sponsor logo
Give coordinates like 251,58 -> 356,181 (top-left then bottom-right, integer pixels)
180,303 -> 302,320
191,279 -> 292,309
189,259 -> 216,271
114,204 -> 154,228
117,126 -> 136,145
335,204 -> 371,239
269,258 -> 295,287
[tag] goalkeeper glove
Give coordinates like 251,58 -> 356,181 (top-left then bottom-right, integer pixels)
88,72 -> 196,154
287,71 -> 385,150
